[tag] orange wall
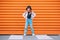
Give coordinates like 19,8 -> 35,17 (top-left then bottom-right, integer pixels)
0,0 -> 60,34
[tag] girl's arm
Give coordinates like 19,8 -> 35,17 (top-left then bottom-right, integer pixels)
32,12 -> 36,18
23,12 -> 26,18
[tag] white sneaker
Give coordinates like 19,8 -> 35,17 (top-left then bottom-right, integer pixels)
24,34 -> 26,36
32,34 -> 35,36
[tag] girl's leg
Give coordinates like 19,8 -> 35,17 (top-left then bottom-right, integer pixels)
29,19 -> 35,35
24,19 -> 28,36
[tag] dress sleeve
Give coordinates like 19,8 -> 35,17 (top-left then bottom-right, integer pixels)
32,11 -> 36,18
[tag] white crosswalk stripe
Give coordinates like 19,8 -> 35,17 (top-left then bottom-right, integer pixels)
36,35 -> 53,39
8,35 -> 23,40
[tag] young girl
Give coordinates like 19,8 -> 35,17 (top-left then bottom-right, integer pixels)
23,6 -> 36,36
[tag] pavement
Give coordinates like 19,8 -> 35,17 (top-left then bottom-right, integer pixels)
0,34 -> 60,40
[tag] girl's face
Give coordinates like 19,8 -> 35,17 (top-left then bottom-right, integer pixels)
27,8 -> 31,12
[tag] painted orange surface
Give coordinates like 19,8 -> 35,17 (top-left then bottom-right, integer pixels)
0,0 -> 60,34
